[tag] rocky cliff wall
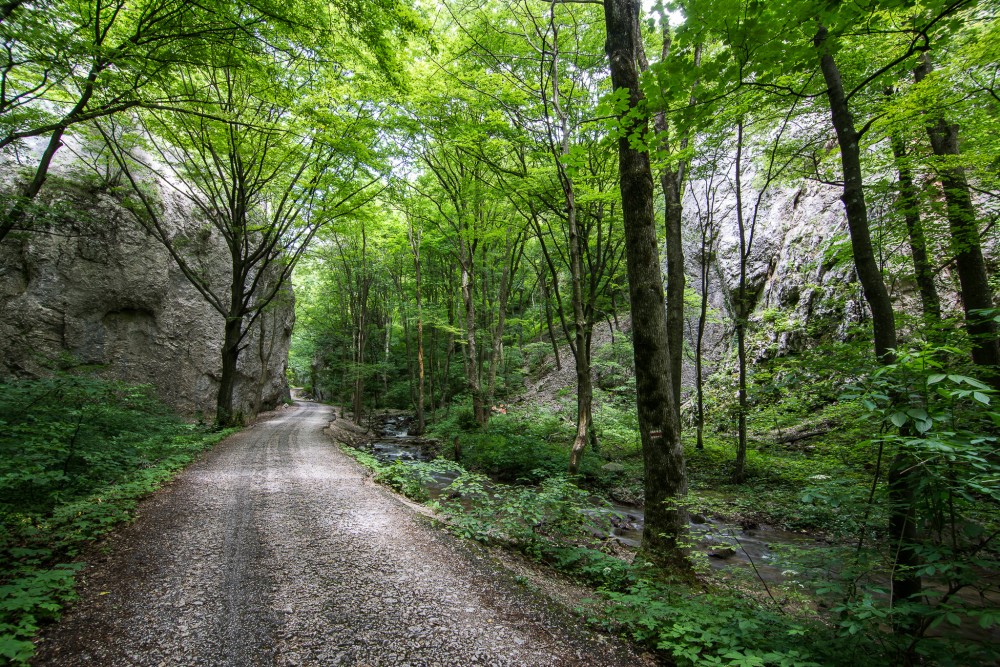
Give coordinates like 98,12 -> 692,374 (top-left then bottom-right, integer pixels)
0,166 -> 293,418
676,175 -> 935,392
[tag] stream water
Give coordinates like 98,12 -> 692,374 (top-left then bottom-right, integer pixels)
354,414 -> 828,585
351,414 -> 999,649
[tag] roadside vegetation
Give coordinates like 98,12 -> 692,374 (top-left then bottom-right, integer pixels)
334,328 -> 999,666
0,377 -> 235,664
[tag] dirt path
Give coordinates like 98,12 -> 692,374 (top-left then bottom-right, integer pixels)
33,402 -> 644,666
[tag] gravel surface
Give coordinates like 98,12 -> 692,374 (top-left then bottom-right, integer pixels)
33,402 -> 645,666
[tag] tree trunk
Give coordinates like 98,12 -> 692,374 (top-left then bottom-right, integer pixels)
564,177 -> 592,475
817,23 -> 910,617
889,131 -> 941,322
734,121 -> 749,482
1,59 -> 103,244
888,452 -> 921,633
216,315 -> 245,427
0,127 -> 66,243
915,54 -> 999,386
459,244 -> 485,424
412,240 -> 426,435
603,0 -> 688,570
695,219 -> 713,451
662,168 -> 685,417
487,232 -> 519,408
353,322 -> 366,426
540,274 -> 562,370
568,325 -> 594,475
816,26 -> 898,362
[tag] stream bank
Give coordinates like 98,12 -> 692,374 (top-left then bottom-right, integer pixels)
339,412 -> 828,588
326,408 -> 1000,664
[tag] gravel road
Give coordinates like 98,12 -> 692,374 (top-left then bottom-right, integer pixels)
33,402 -> 644,666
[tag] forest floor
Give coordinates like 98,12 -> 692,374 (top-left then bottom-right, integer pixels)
31,401 -> 648,667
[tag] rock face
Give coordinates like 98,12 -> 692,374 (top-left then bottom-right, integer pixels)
675,172 -> 949,392
0,178 -> 292,418
689,181 -> 865,357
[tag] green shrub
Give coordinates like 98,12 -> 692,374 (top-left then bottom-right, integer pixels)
0,376 -> 232,665
598,578 -> 839,667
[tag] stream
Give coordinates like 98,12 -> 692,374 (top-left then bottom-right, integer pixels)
355,414 -> 828,585
350,414 -> 999,649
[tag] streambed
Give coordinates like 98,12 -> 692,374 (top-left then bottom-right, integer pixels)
348,414 -> 999,651
353,414 -> 825,586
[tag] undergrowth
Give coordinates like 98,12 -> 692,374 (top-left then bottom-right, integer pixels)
342,444 -> 865,666
0,376 -> 233,665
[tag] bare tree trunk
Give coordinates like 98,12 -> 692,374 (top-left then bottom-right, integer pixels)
565,182 -> 593,475
816,26 -> 898,362
889,130 -> 941,322
695,214 -> 715,451
915,54 -> 999,386
353,321 -> 366,425
442,291 -> 457,415
540,274 -> 562,371
487,231 -> 521,408
734,121 -> 749,482
459,241 -> 485,424
253,309 -> 278,416
603,0 -> 688,571
408,224 -> 426,435
216,314 -> 245,427
662,168 -> 685,417
817,24 -> 909,615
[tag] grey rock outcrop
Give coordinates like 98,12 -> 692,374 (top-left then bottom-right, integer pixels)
676,175 -> 914,397
0,176 -> 292,418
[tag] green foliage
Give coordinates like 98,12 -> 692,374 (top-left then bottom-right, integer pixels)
0,377 -> 231,665
521,342 -> 554,374
598,579 -> 834,667
592,340 -> 636,393
830,346 -> 1000,657
434,472 -> 606,557
441,410 -> 607,483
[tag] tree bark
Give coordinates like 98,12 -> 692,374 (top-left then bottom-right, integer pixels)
734,120 -> 750,482
216,314 -> 245,427
889,131 -> 941,322
915,53 -> 999,386
603,0 -> 688,570
695,208 -> 715,451
459,241 -> 486,424
409,224 -> 426,435
539,273 -> 562,370
817,23 -> 909,616
815,26 -> 898,362
888,452 -> 921,629
662,168 -> 685,417
486,231 -> 520,410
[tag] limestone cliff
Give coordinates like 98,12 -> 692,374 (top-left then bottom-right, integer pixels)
676,174 -> 961,389
0,174 -> 292,418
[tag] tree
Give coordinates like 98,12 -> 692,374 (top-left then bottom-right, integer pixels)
0,0 -> 244,243
602,0 -> 688,569
914,52 -> 1000,387
102,61 -> 383,426
453,0 -> 626,471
